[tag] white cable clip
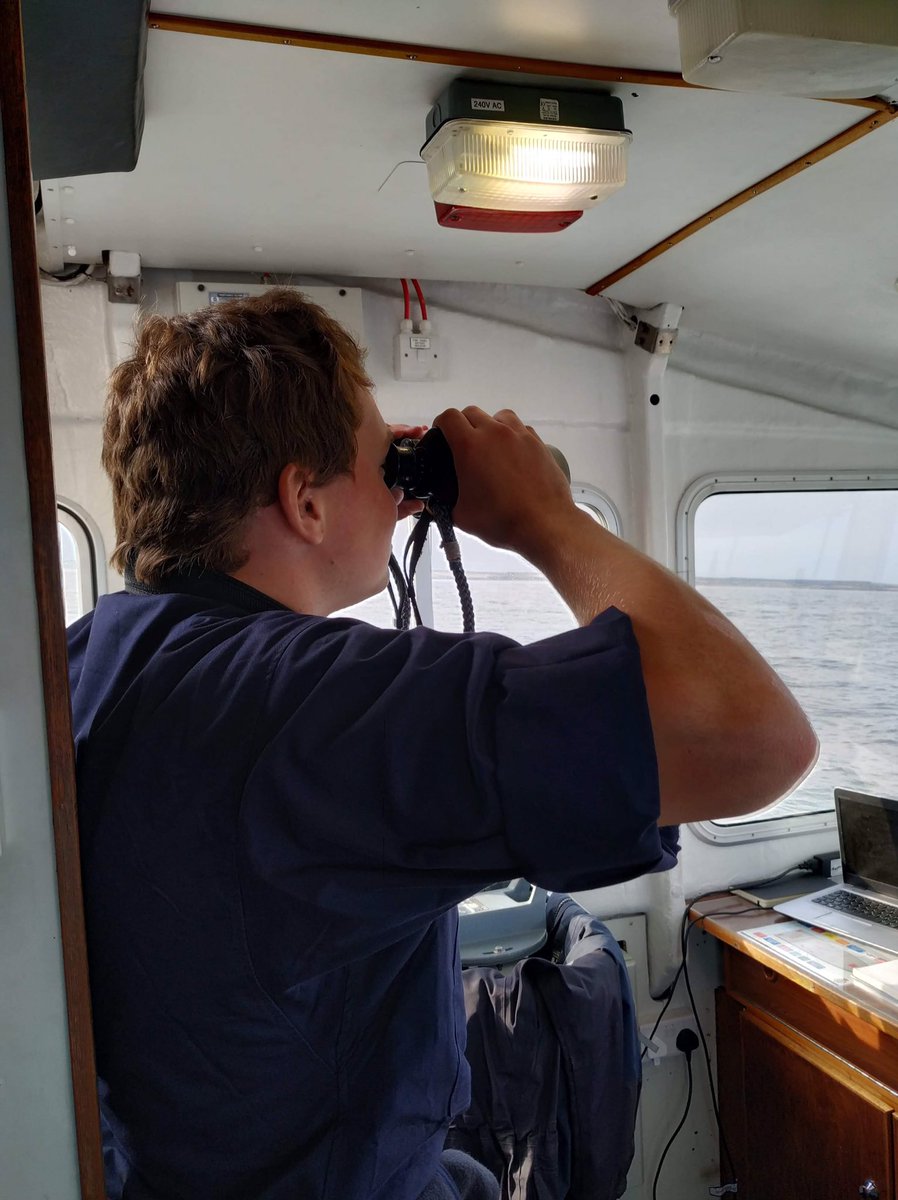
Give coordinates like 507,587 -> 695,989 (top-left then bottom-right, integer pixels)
638,1029 -> 663,1065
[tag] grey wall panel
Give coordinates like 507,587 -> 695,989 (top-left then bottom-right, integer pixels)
0,115 -> 81,1200
23,0 -> 149,178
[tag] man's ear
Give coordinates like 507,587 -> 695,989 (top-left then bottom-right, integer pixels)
277,462 -> 325,546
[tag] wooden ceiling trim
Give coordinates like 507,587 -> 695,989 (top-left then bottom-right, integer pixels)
146,12 -> 896,295
147,13 -> 893,112
586,104 -> 898,295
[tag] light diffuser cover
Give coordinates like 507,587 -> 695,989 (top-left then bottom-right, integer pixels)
421,120 -> 630,213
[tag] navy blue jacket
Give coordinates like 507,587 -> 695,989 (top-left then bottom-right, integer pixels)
447,895 -> 643,1199
67,570 -> 672,1199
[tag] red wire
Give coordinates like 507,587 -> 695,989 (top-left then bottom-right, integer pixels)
411,278 -> 428,321
400,277 -> 411,321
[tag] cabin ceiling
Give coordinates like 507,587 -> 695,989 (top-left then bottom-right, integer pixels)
37,1 -> 898,380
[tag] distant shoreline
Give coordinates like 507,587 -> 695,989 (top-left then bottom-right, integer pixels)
432,572 -> 898,591
697,578 -> 898,591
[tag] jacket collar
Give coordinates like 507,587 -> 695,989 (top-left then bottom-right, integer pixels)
124,563 -> 290,615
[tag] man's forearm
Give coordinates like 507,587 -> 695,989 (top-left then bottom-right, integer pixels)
520,509 -> 819,827
432,403 -> 818,826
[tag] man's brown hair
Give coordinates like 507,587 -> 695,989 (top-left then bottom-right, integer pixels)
103,287 -> 371,585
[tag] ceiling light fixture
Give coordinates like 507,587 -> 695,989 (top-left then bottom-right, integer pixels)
420,79 -> 631,233
669,0 -> 898,98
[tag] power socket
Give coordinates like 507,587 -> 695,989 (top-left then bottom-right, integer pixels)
640,1014 -> 701,1065
393,330 -> 442,381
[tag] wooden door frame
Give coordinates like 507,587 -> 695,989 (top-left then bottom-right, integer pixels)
0,1 -> 105,1194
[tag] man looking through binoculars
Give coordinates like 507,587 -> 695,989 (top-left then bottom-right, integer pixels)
69,287 -> 816,1200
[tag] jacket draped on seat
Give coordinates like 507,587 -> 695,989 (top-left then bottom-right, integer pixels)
446,894 -> 641,1200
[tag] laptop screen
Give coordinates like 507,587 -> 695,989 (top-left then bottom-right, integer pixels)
836,789 -> 898,900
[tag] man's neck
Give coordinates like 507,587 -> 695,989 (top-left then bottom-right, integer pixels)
229,560 -> 326,616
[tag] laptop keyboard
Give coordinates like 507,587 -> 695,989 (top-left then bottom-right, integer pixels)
812,889 -> 898,928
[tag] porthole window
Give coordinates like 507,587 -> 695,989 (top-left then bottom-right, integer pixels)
57,504 -> 100,624
337,485 -> 621,641
432,530 -> 575,641
680,476 -> 898,841
432,491 -> 618,640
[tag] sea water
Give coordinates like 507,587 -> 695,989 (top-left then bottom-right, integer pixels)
346,572 -> 898,825
434,575 -> 898,824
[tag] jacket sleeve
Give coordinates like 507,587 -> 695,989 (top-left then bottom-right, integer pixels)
240,607 -> 666,927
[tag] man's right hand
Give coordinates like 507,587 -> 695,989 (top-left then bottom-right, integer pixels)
433,406 -> 576,561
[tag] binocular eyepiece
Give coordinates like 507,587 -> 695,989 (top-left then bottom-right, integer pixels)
382,428 -> 571,509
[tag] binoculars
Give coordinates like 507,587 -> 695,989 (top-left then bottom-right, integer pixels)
382,428 -> 571,509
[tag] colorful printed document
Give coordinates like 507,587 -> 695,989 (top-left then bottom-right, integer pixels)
741,920 -> 893,986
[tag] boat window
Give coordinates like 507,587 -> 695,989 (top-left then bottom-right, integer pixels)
680,478 -> 898,842
432,531 -> 575,641
432,498 -> 613,641
571,485 -> 619,534
57,504 -> 99,624
337,488 -> 619,638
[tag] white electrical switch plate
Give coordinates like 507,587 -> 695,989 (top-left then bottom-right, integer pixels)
394,331 -> 443,381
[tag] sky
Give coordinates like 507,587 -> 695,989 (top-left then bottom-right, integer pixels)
693,489 -> 898,586
425,488 -> 898,586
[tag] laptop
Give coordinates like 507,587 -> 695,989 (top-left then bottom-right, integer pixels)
776,788 -> 898,955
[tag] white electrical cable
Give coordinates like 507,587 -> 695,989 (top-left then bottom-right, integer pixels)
40,264 -> 97,287
605,296 -> 639,329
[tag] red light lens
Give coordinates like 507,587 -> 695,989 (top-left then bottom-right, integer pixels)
434,204 -> 583,233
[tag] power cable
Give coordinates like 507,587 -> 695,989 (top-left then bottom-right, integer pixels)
652,1029 -> 699,1200
40,263 -> 96,286
411,277 -> 428,321
680,910 -> 737,1184
644,862 -> 818,1193
605,296 -> 638,330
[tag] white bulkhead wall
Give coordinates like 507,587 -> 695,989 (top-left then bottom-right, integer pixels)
43,273 -> 636,588
665,363 -> 898,896
41,279 -> 117,566
41,273 -> 898,991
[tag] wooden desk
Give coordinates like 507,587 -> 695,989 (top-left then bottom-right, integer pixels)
693,895 -> 898,1200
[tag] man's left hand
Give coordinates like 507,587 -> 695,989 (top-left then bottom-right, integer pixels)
390,424 -> 428,519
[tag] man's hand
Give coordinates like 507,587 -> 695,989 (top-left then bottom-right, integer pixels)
390,423 -> 428,440
432,407 -> 575,559
389,423 -> 427,520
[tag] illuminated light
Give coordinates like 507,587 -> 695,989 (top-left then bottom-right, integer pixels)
421,80 -> 630,232
424,124 -> 628,212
